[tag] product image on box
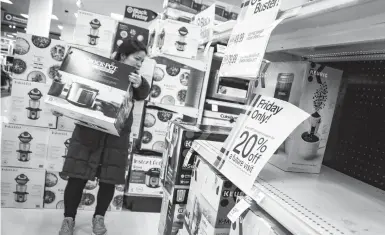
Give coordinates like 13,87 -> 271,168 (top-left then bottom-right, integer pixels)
45,47 -> 136,136
44,171 -> 68,209
46,130 -> 73,172
88,19 -> 102,46
26,88 -> 43,120
14,174 -> 30,203
17,132 -> 33,162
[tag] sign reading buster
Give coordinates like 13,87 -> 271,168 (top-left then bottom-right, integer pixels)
124,5 -> 158,22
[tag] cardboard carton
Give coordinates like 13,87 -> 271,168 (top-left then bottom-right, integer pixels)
9,80 -> 57,128
46,130 -> 73,172
57,116 -> 77,132
130,101 -> 146,140
43,171 -> 68,209
1,167 -> 45,209
158,189 -> 186,235
202,99 -> 245,128
1,124 -> 49,169
45,47 -> 136,136
112,22 -> 149,53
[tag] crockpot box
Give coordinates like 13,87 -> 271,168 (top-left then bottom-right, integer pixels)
46,130 -> 73,172
1,167 -> 45,209
158,189 -> 186,235
12,33 -> 68,84
127,153 -> 163,197
43,171 -> 68,209
57,116 -> 77,132
1,124 -> 49,169
253,62 -> 343,173
45,47 -> 136,136
148,19 -> 200,59
141,107 -> 183,153
10,80 -> 57,128
73,10 -> 117,54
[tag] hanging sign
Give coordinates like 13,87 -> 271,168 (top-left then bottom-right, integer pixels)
213,94 -> 309,192
124,6 -> 158,22
240,0 -> 281,21
193,4 -> 215,44
3,12 -> 28,26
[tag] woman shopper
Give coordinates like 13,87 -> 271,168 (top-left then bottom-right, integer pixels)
58,39 -> 150,235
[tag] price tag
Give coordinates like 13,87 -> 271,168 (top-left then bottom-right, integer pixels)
227,198 -> 251,223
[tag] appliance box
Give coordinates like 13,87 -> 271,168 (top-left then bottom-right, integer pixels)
9,80 -> 57,128
46,130 -> 73,172
253,62 -> 343,173
44,171 -> 68,209
202,99 -> 245,128
1,124 -> 49,169
148,19 -> 200,59
163,183 -> 190,205
201,117 -> 236,128
158,189 -> 186,235
163,8 -> 195,23
13,33 -> 68,84
73,10 -> 117,53
130,101 -> 145,140
67,43 -> 111,58
141,108 -> 183,153
163,0 -> 200,14
139,58 -> 156,101
127,154 -> 163,197
57,116 -> 77,132
112,22 -> 149,53
1,167 -> 45,209
45,47 -> 136,136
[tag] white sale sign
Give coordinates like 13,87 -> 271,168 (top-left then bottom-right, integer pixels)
213,95 -> 309,191
194,4 -> 215,44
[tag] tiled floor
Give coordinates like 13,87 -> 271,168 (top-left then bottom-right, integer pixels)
1,208 -> 160,235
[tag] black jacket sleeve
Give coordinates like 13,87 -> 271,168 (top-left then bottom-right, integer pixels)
133,76 -> 150,101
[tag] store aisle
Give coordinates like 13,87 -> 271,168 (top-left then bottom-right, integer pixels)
1,208 -> 160,235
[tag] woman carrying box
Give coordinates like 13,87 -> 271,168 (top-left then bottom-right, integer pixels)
58,39 -> 150,235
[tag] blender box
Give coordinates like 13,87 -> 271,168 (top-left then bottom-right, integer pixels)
127,153 -> 163,197
13,33 -> 68,84
158,189 -> 186,235
57,116 -> 77,132
45,47 -> 136,136
1,167 -> 45,209
254,62 -> 343,173
112,22 -> 149,53
73,10 -> 117,53
46,130 -> 73,172
148,19 -> 200,59
185,156 -> 244,235
43,171 -> 68,209
9,80 -> 57,128
141,107 -> 183,153
1,123 -> 49,169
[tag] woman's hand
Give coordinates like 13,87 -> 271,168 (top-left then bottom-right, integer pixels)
129,72 -> 142,88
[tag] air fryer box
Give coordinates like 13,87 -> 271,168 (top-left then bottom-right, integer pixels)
185,156 -> 243,235
141,107 -> 183,153
9,80 -> 57,128
13,33 -> 68,84
72,10 -> 117,53
46,130 -> 73,172
45,47 -> 136,136
127,153 -> 163,197
148,19 -> 200,59
43,171 -> 68,209
253,62 -> 343,173
57,116 -> 77,132
1,167 -> 45,209
1,123 -> 49,169
158,189 -> 186,235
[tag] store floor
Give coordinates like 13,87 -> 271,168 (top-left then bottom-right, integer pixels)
1,208 -> 160,235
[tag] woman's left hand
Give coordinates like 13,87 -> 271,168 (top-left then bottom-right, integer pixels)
129,73 -> 142,88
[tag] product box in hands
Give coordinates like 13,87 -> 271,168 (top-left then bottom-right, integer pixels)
44,171 -> 68,209
46,130 -> 73,172
1,167 -> 45,209
12,33 -> 68,84
112,22 -> 149,53
45,47 -> 136,136
254,62 -> 343,173
57,116 -> 77,132
148,19 -> 200,59
73,10 -> 117,53
141,108 -> 183,153
127,153 -> 163,197
9,80 -> 57,128
158,189 -> 186,235
1,124 -> 49,169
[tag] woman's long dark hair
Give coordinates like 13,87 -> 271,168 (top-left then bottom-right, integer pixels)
112,38 -> 147,62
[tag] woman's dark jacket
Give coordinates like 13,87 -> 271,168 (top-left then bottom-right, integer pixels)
61,78 -> 150,185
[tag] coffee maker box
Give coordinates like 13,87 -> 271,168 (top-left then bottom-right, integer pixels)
148,19 -> 200,59
13,33 -> 68,84
73,10 -> 117,53
45,47 -> 136,136
127,153 -> 164,197
158,189 -> 186,235
43,171 -> 68,209
57,116 -> 77,132
46,130 -> 73,172
9,80 -> 57,128
1,124 -> 49,169
1,167 -> 45,209
141,108 -> 183,153
254,62 -> 343,173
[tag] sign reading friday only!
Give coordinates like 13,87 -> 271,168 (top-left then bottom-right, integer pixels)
124,6 -> 158,22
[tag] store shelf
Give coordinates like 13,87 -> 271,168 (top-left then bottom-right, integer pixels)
191,140 -> 385,235
146,102 -> 199,118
